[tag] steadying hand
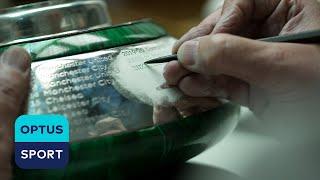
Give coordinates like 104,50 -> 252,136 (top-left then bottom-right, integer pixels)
157,0 -> 320,137
0,47 -> 31,180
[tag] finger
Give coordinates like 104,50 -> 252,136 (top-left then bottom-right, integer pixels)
178,34 -> 273,85
153,105 -> 179,125
213,0 -> 281,34
0,47 -> 31,124
0,47 -> 31,180
260,0 -> 292,36
175,97 -> 221,110
177,33 -> 320,90
178,74 -> 249,106
174,97 -> 221,117
172,8 -> 222,53
178,74 -> 219,97
163,61 -> 191,86
281,0 -> 320,35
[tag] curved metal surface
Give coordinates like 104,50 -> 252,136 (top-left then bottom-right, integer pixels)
5,20 -> 240,179
0,0 -> 111,44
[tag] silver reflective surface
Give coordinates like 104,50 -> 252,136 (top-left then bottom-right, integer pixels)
29,36 -> 176,141
0,0 -> 112,44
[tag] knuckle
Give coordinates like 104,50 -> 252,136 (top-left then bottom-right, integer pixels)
162,62 -> 179,84
179,76 -> 195,96
200,34 -> 231,73
184,27 -> 198,39
196,23 -> 214,35
0,68 -> 28,108
188,24 -> 214,40
210,34 -> 230,52
189,26 -> 198,33
224,0 -> 251,16
162,67 -> 170,81
267,44 -> 287,71
216,0 -> 251,33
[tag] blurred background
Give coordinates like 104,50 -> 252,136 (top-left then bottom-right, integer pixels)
0,0 -> 223,38
3,1 -> 320,179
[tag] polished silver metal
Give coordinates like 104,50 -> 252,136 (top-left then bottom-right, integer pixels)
0,0 -> 112,44
29,36 -> 176,141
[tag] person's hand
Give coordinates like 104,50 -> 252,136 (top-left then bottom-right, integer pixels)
173,0 -> 320,51
0,47 -> 31,180
162,0 -> 320,137
153,97 -> 220,124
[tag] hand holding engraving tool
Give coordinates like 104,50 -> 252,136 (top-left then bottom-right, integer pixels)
144,30 -> 320,64
0,19 -> 239,179
0,47 -> 31,180
145,29 -> 320,122
152,0 -> 320,140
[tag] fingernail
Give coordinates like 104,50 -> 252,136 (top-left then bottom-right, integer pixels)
172,41 -> 181,53
177,40 -> 199,66
158,83 -> 173,90
1,47 -> 31,72
180,111 -> 192,118
163,62 -> 170,72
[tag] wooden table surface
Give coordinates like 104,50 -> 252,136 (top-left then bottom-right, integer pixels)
6,0 -> 206,38
106,0 -> 206,37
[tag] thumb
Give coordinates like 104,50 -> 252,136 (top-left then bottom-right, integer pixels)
177,33 -> 320,88
0,46 -> 31,179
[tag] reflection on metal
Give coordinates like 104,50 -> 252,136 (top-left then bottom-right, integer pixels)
0,20 -> 170,141
2,20 -> 239,179
30,37 -> 176,141
0,0 -> 111,44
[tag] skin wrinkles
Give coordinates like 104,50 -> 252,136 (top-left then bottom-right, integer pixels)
158,0 -> 320,133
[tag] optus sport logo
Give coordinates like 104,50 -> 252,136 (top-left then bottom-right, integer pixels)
14,115 -> 69,169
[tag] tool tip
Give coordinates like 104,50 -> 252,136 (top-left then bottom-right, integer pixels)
144,60 -> 156,64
